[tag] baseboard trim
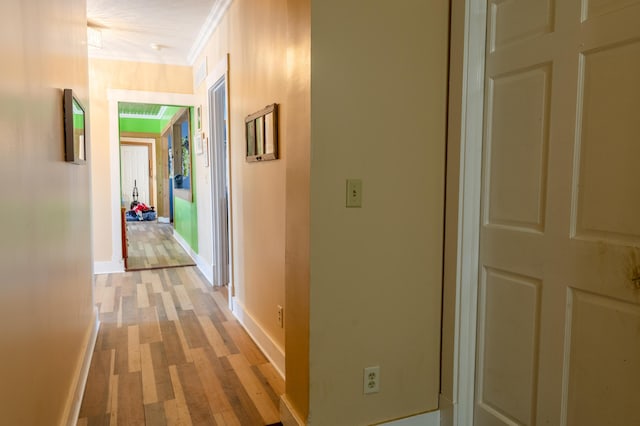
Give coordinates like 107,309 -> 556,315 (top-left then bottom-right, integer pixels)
172,230 -> 214,284
232,297 -> 285,379
377,410 -> 440,426
62,307 -> 99,426
280,395 -> 306,426
94,260 -> 124,275
439,394 -> 454,426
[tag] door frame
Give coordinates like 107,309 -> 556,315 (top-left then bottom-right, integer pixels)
107,90 -> 198,271
119,138 -> 156,207
205,55 -> 234,308
451,0 -> 488,424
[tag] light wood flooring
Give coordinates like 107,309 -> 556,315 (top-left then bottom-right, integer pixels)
78,267 -> 283,425
126,222 -> 196,271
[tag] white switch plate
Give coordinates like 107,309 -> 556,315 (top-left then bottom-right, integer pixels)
346,179 -> 362,208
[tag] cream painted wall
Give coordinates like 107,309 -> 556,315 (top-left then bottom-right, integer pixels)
89,58 -> 193,263
191,0 -> 310,388
0,0 -> 95,424
309,1 -> 449,425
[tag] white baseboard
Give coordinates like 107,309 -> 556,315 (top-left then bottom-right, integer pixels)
93,260 -> 124,275
171,230 -> 214,284
62,307 -> 100,426
231,297 -> 285,379
378,410 -> 440,426
280,395 -> 306,426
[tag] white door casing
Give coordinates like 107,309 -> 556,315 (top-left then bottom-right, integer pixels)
475,1 -> 640,426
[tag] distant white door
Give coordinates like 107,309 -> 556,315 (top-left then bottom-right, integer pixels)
120,144 -> 150,208
476,1 -> 640,425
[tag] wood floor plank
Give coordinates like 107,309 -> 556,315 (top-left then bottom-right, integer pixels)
138,306 -> 162,344
161,291 -> 179,321
168,365 -> 194,426
173,285 -> 194,310
108,372 -> 118,425
217,356 -> 266,426
144,402 -> 168,426
100,285 -> 116,314
228,353 -> 280,424
177,309 -> 208,349
117,372 -> 145,426
158,321 -> 188,366
211,292 -> 236,322
191,347 -> 234,416
252,364 -> 283,408
136,283 -> 150,308
140,343 -> 158,405
257,362 -> 285,396
128,325 -> 141,373
174,320 -> 194,363
176,362 -> 218,424
78,349 -> 111,418
222,320 -> 268,365
197,315 -> 231,357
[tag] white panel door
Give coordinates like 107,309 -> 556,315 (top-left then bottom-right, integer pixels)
476,1 -> 640,425
120,144 -> 150,208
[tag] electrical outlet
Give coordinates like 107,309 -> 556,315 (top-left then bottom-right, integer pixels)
277,305 -> 284,328
346,179 -> 363,208
363,366 -> 380,394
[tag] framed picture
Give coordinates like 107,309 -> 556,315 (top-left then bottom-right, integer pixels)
196,105 -> 202,131
63,88 -> 87,165
245,103 -> 278,162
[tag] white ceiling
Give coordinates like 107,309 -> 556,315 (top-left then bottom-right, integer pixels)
86,0 -> 231,65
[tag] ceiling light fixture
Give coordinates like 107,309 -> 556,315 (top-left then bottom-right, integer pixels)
150,43 -> 162,51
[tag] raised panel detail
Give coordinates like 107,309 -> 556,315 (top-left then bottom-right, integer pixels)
582,0 -> 640,20
489,0 -> 554,52
573,41 -> 640,244
485,65 -> 550,232
563,290 -> 640,426
477,268 -> 541,425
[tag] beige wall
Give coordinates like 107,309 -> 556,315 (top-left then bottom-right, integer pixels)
89,58 -> 193,263
0,0 -> 95,423
309,1 -> 449,424
191,0 -> 310,398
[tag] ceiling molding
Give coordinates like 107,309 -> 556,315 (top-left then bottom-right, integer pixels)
187,0 -> 233,65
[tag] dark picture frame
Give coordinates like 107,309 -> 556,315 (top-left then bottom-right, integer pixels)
63,88 -> 87,165
245,103 -> 278,162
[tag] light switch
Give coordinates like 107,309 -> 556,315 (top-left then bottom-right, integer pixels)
346,179 -> 362,208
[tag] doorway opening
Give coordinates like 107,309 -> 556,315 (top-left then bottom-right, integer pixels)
118,102 -> 196,271
208,75 -> 232,302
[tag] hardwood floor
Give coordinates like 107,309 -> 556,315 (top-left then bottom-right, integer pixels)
78,267 -> 283,425
126,222 -> 196,271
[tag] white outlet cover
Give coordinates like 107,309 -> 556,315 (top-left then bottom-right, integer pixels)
363,366 -> 380,394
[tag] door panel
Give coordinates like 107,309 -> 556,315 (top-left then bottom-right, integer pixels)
120,144 -> 150,207
476,1 -> 640,425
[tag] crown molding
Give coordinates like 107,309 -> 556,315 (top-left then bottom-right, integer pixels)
187,0 -> 233,65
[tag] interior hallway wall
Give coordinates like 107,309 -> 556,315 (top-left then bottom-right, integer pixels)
190,2 -> 310,409
309,0 -> 450,424
0,0 -> 95,423
89,58 -> 193,264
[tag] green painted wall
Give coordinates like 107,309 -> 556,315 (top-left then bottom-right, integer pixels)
173,106 -> 198,253
119,117 -> 161,133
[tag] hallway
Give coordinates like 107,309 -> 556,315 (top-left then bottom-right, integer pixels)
78,267 -> 283,425
125,222 -> 196,271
